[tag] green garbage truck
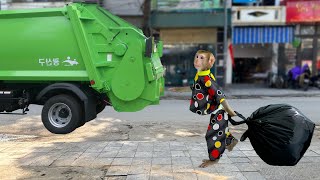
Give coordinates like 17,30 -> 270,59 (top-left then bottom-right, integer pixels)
0,2 -> 165,134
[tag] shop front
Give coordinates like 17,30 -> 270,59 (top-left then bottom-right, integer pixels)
159,28 -> 218,86
287,0 -> 320,76
232,26 -> 294,83
150,0 -> 232,87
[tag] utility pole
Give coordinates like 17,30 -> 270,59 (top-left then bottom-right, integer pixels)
312,25 -> 318,76
142,0 -> 151,37
223,0 -> 229,86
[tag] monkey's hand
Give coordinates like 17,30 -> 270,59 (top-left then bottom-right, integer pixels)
221,100 -> 236,117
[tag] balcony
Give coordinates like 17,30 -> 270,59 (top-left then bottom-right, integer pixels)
0,0 -> 69,10
152,0 -> 224,12
232,6 -> 286,26
150,0 -> 231,28
0,0 -> 8,10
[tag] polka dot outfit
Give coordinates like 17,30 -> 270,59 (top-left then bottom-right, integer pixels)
189,71 -> 226,115
190,70 -> 237,161
206,110 -> 235,161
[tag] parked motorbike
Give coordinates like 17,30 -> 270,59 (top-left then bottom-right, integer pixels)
287,64 -> 313,91
310,75 -> 320,89
269,65 -> 319,91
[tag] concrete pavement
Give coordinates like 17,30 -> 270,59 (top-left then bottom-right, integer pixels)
1,137 -> 320,180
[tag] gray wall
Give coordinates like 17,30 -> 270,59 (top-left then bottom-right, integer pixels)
233,44 -> 273,58
103,0 -> 143,16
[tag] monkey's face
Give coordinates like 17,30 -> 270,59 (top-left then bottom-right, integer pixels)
194,53 -> 211,71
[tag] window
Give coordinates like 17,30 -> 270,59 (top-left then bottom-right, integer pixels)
300,26 -> 315,35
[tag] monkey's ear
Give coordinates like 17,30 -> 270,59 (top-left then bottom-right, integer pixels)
208,54 -> 215,67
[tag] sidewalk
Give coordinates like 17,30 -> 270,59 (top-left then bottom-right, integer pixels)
1,138 -> 320,180
164,84 -> 320,99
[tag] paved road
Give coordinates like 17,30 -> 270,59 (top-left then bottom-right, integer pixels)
0,97 -> 319,142
103,97 -> 320,125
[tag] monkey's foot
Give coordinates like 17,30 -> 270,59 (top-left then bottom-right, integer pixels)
199,159 -> 219,168
226,138 -> 238,152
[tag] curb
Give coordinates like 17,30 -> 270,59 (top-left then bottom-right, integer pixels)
162,92 -> 320,100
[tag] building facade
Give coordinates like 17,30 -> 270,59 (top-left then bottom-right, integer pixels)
286,0 -> 320,76
231,1 -> 294,84
5,0 -> 316,87
0,0 -> 69,10
103,0 -> 144,29
150,0 -> 232,86
231,0 -> 320,84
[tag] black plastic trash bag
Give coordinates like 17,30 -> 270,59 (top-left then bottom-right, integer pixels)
229,104 -> 315,166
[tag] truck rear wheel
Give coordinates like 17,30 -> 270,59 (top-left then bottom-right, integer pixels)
42,95 -> 82,134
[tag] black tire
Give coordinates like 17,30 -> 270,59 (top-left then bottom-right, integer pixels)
96,100 -> 107,114
42,94 -> 82,134
77,108 -> 86,128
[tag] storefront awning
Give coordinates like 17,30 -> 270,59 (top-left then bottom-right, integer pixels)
232,26 -> 294,44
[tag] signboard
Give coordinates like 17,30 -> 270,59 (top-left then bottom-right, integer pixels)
232,6 -> 286,25
285,48 -> 297,63
233,0 -> 257,3
287,1 -> 320,23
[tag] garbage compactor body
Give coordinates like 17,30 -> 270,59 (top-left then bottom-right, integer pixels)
0,2 -> 165,134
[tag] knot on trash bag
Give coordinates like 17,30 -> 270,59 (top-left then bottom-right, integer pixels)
228,111 -> 247,125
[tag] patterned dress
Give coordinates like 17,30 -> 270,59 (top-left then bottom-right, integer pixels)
189,70 -> 235,161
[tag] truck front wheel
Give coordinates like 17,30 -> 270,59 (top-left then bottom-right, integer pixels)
42,95 -> 82,134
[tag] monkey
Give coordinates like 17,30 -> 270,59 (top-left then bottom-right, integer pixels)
193,50 -> 236,116
189,50 -> 238,168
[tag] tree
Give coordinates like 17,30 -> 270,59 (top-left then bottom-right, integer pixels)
142,0 -> 151,37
